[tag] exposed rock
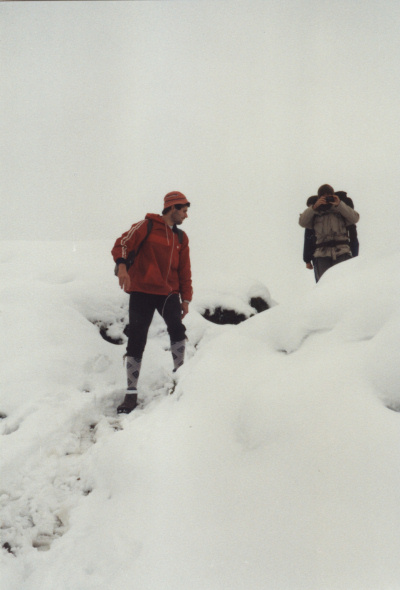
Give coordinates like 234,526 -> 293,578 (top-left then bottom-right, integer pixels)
202,296 -> 270,325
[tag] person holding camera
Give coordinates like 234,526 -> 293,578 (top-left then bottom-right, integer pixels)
299,184 -> 360,282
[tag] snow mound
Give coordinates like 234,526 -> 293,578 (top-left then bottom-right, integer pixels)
193,273 -> 274,324
1,242 -> 400,590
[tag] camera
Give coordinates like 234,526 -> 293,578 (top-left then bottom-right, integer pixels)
326,195 -> 335,203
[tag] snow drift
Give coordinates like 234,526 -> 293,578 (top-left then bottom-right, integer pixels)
1,241 -> 400,590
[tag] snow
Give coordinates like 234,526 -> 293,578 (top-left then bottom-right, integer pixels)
1,240 -> 400,590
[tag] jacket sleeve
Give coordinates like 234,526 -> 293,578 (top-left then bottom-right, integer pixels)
303,229 -> 316,263
299,206 -> 316,229
336,201 -> 360,226
111,220 -> 148,265
178,233 -> 193,302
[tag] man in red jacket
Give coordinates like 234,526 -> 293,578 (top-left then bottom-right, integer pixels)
112,191 -> 192,414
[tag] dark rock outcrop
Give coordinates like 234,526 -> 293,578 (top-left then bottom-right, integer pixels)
202,296 -> 269,325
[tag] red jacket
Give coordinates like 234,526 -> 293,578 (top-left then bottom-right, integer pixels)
111,214 -> 192,301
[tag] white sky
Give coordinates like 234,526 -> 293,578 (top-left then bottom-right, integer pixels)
1,0 -> 400,257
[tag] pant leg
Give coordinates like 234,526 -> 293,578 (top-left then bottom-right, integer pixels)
127,292 -> 157,358
156,293 -> 186,343
312,258 -> 318,282
156,294 -> 186,370
333,253 -> 352,266
314,257 -> 333,282
315,254 -> 352,282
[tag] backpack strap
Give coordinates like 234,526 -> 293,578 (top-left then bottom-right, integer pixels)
316,239 -> 350,249
134,219 -> 153,257
172,225 -> 184,244
114,219 -> 153,276
126,219 -> 153,270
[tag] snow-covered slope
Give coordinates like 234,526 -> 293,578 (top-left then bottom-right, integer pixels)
1,241 -> 399,590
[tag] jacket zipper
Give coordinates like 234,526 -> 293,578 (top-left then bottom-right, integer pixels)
165,230 -> 175,290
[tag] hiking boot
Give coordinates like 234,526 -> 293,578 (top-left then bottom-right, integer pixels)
117,392 -> 138,414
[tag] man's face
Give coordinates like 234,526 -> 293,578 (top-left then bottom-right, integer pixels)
172,206 -> 189,225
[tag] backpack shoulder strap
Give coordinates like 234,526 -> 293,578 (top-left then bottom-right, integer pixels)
133,218 -> 152,254
139,219 -> 152,250
114,219 -> 153,276
172,225 -> 184,244
126,219 -> 152,269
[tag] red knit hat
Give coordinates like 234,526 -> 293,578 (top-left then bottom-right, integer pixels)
163,191 -> 190,208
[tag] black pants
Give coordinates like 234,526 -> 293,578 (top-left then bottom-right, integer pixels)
127,292 -> 186,358
314,254 -> 352,282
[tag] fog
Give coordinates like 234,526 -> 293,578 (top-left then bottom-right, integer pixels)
1,6 -> 400,585
1,1 -> 399,298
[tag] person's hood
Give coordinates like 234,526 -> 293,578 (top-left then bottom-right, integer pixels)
145,213 -> 169,226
